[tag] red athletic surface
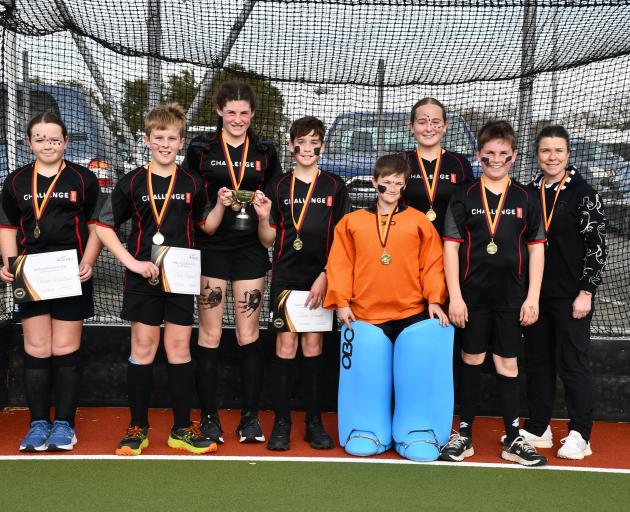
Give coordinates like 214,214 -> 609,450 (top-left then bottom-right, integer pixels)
0,407 -> 628,469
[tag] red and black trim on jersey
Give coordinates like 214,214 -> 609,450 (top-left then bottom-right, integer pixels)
401,149 -> 474,237
443,180 -> 545,310
98,165 -> 207,294
183,133 -> 282,251
0,161 -> 100,256
267,170 -> 352,287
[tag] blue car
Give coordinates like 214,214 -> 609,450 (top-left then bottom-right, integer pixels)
318,111 -> 478,208
1,83 -> 124,193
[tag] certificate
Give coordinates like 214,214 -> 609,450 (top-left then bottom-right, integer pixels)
9,250 -> 82,303
151,245 -> 200,295
272,289 -> 333,332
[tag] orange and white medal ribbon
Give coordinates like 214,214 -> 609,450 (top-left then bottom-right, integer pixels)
416,146 -> 442,222
541,172 -> 569,244
221,133 -> 250,212
290,169 -> 320,251
375,204 -> 396,265
480,176 -> 511,255
147,162 -> 177,246
31,160 -> 66,239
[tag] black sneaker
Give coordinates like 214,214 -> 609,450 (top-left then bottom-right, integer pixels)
304,416 -> 334,449
267,417 -> 291,451
439,432 -> 474,462
501,436 -> 548,467
200,414 -> 224,444
237,412 -> 265,443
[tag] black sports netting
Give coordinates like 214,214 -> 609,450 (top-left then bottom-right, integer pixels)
1,1 -> 629,336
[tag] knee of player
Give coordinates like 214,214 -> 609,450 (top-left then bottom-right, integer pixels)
301,335 -> 323,357
461,351 -> 485,366
24,341 -> 52,359
51,339 -> 81,357
164,337 -> 191,362
235,325 -> 260,344
198,324 -> 222,346
494,355 -> 518,377
276,338 -> 298,359
130,337 -> 159,362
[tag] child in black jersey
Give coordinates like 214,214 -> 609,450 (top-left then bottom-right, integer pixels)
257,116 -> 351,451
523,126 -> 607,459
402,97 -> 474,236
183,81 -> 282,444
96,103 -> 214,455
440,120 -> 547,466
0,112 -> 101,452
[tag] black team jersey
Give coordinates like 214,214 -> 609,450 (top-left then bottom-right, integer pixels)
0,161 -> 100,257
402,149 -> 474,237
183,133 -> 282,251
267,170 -> 352,287
98,165 -> 207,295
529,166 -> 607,299
444,180 -> 545,311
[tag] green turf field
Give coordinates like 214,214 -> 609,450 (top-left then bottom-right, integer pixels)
1,460 -> 629,511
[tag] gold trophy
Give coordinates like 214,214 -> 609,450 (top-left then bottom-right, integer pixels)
231,190 -> 256,230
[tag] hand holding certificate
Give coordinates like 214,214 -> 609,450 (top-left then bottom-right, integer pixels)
9,249 -> 82,303
273,289 -> 333,332
150,245 -> 201,295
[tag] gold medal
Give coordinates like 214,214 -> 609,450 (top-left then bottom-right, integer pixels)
416,147 -> 442,224
486,241 -> 498,255
380,252 -> 392,265
376,205 -> 396,265
480,176 -> 510,257
290,168 -> 320,254
32,160 -> 65,241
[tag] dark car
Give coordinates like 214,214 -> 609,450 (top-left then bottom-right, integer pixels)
318,111 -> 478,208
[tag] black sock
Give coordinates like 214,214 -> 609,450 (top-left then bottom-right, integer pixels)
239,340 -> 263,415
497,373 -> 520,444
302,354 -> 324,422
195,345 -> 219,417
127,360 -> 153,428
168,361 -> 194,430
458,361 -> 482,438
271,355 -> 293,422
52,350 -> 82,426
23,353 -> 52,423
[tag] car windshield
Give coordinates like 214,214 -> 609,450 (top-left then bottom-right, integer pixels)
327,113 -> 475,157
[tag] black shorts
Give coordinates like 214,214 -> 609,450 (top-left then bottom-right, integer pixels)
121,292 -> 194,326
14,280 -> 94,321
200,244 -> 271,281
459,309 -> 523,358
269,281 -> 311,332
375,311 -> 430,343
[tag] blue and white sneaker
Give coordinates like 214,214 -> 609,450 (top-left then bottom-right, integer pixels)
46,420 -> 77,451
20,420 -> 51,452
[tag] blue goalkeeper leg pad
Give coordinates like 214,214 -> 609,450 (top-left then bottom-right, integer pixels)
393,319 -> 455,461
338,321 -> 393,456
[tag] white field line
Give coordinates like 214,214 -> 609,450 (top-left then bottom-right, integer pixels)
0,454 -> 629,475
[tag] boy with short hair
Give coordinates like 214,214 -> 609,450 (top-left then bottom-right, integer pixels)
256,116 -> 351,450
441,120 -> 547,466
96,103 -> 217,455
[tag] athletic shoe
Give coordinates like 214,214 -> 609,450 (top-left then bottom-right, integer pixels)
237,412 -> 265,443
267,417 -> 291,451
439,432 -> 474,462
168,424 -> 217,454
500,426 -> 553,449
200,414 -> 224,444
501,436 -> 547,466
557,430 -> 592,460
46,420 -> 77,451
19,420 -> 51,452
304,416 -> 334,450
115,426 -> 149,456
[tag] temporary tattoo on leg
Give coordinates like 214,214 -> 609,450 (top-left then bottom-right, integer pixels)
199,282 -> 223,309
238,289 -> 262,318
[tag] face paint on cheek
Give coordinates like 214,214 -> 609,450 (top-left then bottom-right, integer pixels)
504,155 -> 512,163
481,157 -> 490,165
293,146 -> 300,154
377,184 -> 387,194
314,147 -> 321,156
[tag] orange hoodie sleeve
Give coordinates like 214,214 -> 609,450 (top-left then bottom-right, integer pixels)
418,219 -> 448,305
324,214 -> 355,310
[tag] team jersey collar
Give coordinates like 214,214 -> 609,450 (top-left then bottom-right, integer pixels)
367,198 -> 408,214
532,165 -> 577,191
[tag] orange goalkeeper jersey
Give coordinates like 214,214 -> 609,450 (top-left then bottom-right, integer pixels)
324,203 -> 447,324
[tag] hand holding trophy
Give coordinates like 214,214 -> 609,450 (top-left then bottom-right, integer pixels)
230,189 -> 257,230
